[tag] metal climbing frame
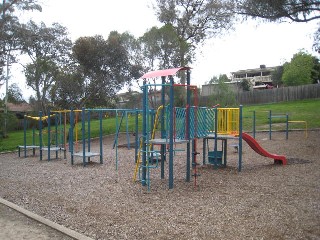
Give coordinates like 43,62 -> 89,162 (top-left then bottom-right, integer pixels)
140,67 -> 202,190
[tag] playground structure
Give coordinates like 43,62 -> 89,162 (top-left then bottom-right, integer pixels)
138,67 -> 200,190
136,67 -> 287,190
241,132 -> 287,165
18,108 -> 141,165
248,110 -> 308,139
16,67 -> 293,191
68,108 -> 143,167
18,112 -> 67,160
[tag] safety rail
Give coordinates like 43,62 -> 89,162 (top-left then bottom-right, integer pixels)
217,108 -> 240,135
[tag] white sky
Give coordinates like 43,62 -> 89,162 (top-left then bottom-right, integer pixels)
2,0 -> 319,100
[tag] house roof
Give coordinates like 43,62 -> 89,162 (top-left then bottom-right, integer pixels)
6,102 -> 33,112
231,66 -> 278,75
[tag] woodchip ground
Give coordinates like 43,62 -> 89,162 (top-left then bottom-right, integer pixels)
0,130 -> 319,239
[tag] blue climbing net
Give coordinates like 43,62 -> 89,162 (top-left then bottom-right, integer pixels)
172,107 -> 215,140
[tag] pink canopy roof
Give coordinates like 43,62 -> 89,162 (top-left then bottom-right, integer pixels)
141,67 -> 190,79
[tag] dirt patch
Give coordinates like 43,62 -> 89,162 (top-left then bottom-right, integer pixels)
286,158 -> 312,165
0,130 -> 319,240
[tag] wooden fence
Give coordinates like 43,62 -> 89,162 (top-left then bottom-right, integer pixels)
236,84 -> 320,105
200,84 -> 320,106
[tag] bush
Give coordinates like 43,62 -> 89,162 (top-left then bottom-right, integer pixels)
0,112 -> 19,136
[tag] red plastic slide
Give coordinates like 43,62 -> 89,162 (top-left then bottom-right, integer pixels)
242,132 -> 287,165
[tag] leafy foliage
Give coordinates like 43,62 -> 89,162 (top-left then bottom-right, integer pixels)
0,109 -> 18,136
139,24 -> 185,70
207,74 -> 230,84
155,0 -> 235,82
271,66 -> 284,87
233,0 -> 320,23
233,1 -> 320,68
311,55 -> 320,83
209,78 -> 236,106
20,21 -> 72,113
72,32 -> 143,108
50,69 -> 84,109
7,83 -> 25,103
0,0 -> 42,85
282,51 -> 315,86
313,24 -> 320,53
240,79 -> 251,91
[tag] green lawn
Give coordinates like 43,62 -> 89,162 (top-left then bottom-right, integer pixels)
242,99 -> 320,131
0,99 -> 319,152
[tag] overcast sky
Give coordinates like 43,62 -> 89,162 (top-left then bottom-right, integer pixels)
2,0 -> 319,99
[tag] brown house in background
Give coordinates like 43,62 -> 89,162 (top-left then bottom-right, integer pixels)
6,102 -> 33,119
0,103 -> 34,130
0,102 -> 32,119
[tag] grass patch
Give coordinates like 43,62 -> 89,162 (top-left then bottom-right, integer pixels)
242,99 -> 320,131
1,99 -> 319,152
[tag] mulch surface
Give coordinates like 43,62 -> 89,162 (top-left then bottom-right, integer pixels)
0,130 -> 319,239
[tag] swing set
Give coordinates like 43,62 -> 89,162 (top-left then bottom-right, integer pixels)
18,111 -> 68,160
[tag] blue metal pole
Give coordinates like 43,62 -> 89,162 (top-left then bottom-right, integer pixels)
23,115 -> 27,158
47,109 -> 51,161
135,109 -> 139,163
55,113 -> 58,159
39,111 -> 43,161
115,110 -> 119,171
82,107 -> 86,166
214,107 -> 218,168
286,114 -> 289,140
142,80 -> 147,186
126,111 -> 130,149
269,110 -> 272,140
99,111 -> 103,164
59,112 -> 63,147
169,76 -> 174,189
32,126 -> 35,156
253,110 -> 256,139
161,76 -> 166,179
203,138 -> 206,165
238,105 -> 243,172
88,110 -> 91,163
186,69 -> 191,182
70,109 -> 74,165
150,109 -> 155,155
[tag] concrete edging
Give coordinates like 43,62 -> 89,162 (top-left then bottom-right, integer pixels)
0,197 -> 94,240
